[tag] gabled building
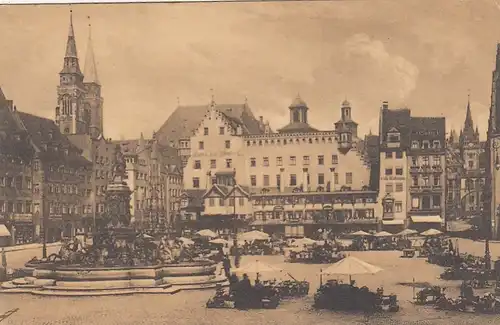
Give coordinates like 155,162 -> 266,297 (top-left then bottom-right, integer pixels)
378,101 -> 447,231
178,95 -> 379,237
0,89 -> 92,245
156,100 -> 266,168
116,133 -> 183,231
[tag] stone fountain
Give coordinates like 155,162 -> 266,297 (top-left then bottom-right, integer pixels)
0,145 -> 227,296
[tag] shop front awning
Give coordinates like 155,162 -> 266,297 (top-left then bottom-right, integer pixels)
382,220 -> 405,225
0,224 -> 11,237
410,216 -> 443,223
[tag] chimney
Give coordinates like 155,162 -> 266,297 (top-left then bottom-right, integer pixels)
382,101 -> 389,110
259,116 -> 264,124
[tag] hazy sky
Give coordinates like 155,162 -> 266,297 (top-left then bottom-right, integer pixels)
1,0 -> 500,140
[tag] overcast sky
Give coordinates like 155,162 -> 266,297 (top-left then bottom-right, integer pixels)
1,0 -> 500,140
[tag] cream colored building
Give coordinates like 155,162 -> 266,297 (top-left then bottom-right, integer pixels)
175,97 -> 380,237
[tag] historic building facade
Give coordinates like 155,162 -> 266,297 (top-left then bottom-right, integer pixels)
174,96 -> 379,237
378,102 -> 447,231
485,44 -> 500,240
378,103 -> 411,230
116,133 -> 183,231
445,98 -> 486,224
0,89 -> 93,245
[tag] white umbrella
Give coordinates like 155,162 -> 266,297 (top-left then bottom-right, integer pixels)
373,231 -> 394,238
291,237 -> 317,247
351,230 -> 370,237
322,256 -> 383,276
209,238 -> 228,245
321,255 -> 383,283
239,230 -> 270,241
196,229 -> 218,238
234,260 -> 283,275
420,228 -> 443,237
397,229 -> 418,237
178,237 -> 194,245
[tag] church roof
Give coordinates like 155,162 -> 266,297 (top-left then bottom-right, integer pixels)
156,103 -> 263,145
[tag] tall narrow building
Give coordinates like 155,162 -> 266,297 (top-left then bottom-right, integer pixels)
486,44 -> 500,239
55,11 -> 89,135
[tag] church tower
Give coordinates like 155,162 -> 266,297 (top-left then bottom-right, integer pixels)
485,44 -> 500,239
55,11 -> 89,135
83,19 -> 104,139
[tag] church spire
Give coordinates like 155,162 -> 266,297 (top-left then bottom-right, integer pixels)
61,9 -> 82,75
83,16 -> 99,84
464,92 -> 474,131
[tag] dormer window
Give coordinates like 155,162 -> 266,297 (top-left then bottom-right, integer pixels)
422,140 -> 430,149
411,141 -> 419,149
387,133 -> 400,142
433,140 -> 441,148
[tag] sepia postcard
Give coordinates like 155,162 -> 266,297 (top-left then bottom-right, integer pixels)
2,0 -> 500,324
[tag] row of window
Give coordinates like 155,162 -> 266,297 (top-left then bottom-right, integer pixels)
47,183 -> 82,195
410,195 -> 441,209
410,156 -> 442,166
384,182 -> 405,193
206,197 -> 246,207
0,176 -> 32,190
0,201 -> 32,214
249,155 -> 339,168
384,151 -> 404,159
254,209 -> 376,221
245,135 -> 337,147
248,172 -> 352,187
411,140 -> 442,150
197,140 -> 232,151
203,126 -> 230,136
411,175 -> 441,187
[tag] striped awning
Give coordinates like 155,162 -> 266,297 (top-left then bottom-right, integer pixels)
382,219 -> 405,225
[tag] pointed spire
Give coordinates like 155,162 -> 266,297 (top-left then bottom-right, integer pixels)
83,16 -> 99,84
464,91 -> 474,131
61,9 -> 82,76
496,43 -> 500,71
65,9 -> 78,59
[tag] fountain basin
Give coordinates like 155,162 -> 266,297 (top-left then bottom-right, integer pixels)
1,259 -> 228,296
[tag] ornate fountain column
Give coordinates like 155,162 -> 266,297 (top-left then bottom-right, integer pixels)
104,145 -> 135,248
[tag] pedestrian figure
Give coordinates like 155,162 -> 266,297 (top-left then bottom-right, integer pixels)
1,248 -> 7,268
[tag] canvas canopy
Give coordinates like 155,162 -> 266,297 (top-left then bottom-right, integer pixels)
321,256 -> 383,276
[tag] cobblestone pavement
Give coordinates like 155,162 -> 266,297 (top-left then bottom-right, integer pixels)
1,238 -> 500,324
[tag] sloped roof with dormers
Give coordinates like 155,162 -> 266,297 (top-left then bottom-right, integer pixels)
156,103 -> 264,146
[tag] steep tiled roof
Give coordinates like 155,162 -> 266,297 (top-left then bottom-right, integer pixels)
410,117 -> 446,143
17,112 -> 90,166
380,108 -> 411,149
156,103 -> 263,146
